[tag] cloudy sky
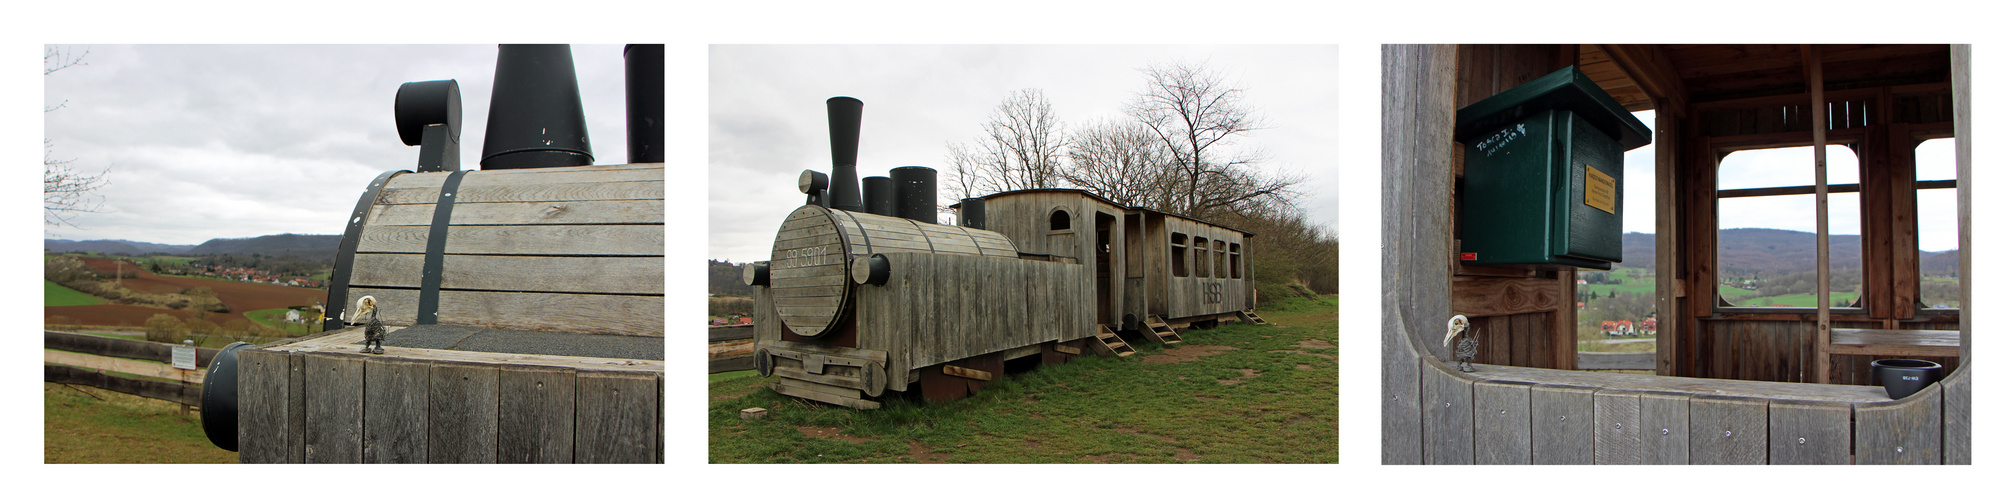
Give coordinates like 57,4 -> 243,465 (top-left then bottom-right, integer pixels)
41,44 -> 637,245
708,45 -> 1339,264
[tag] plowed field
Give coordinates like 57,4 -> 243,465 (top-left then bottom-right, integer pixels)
44,257 -> 325,327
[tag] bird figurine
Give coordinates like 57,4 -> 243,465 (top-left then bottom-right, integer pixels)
1442,314 -> 1477,372
355,295 -> 387,355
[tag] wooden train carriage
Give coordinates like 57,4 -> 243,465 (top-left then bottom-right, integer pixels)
961,189 -> 1255,332
751,205 -> 1094,409
234,162 -> 666,463
1382,44 -> 1970,464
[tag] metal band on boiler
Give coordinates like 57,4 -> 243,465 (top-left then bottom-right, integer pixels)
415,169 -> 472,325
324,169 -> 406,332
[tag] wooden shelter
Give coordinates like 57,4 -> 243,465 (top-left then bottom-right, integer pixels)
1382,45 -> 1969,464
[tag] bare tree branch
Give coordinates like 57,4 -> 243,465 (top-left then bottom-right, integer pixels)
45,46 -> 108,229
942,89 -> 1069,197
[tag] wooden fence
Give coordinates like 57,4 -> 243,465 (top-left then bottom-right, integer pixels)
709,324 -> 754,374
43,330 -> 215,406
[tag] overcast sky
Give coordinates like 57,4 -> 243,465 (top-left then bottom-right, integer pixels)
42,44 -> 636,245
707,45 -> 1339,264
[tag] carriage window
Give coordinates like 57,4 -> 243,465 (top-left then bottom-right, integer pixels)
1716,145 -> 1862,309
1050,210 -> 1071,230
1916,138 -> 1959,310
1170,233 -> 1188,277
1194,237 -> 1210,278
1214,241 -> 1227,279
1229,243 -> 1242,279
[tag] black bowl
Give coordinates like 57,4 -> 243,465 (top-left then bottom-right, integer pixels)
1870,359 -> 1943,400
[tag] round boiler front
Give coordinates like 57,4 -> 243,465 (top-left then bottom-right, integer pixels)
765,204 -> 1020,338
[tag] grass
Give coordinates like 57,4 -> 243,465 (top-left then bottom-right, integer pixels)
1735,291 -> 1859,307
245,307 -> 317,337
45,280 -> 105,306
43,382 -> 238,463
708,295 -> 1338,463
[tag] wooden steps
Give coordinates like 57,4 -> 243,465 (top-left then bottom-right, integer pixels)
1087,325 -> 1137,357
1237,309 -> 1269,325
1142,315 -> 1183,345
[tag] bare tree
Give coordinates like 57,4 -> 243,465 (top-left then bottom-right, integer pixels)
1062,118 -> 1171,207
944,89 -> 1068,199
1126,63 -> 1296,219
45,46 -> 108,228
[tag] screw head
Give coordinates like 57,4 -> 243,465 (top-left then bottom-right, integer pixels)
1724,431 -> 1733,438
1615,423 -> 1622,429
1897,447 -> 1905,454
1798,437 -> 1807,445
1559,416 -> 1567,421
1445,402 -> 1452,408
1661,429 -> 1669,436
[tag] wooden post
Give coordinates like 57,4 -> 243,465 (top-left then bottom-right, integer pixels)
1803,45 -> 1833,384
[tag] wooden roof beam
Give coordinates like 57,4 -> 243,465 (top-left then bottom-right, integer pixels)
1599,44 -> 1690,117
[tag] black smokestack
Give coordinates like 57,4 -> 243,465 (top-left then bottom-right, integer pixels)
890,166 -> 937,223
624,44 -> 664,164
480,44 -> 593,170
862,176 -> 895,216
826,97 -> 865,212
958,197 -> 986,230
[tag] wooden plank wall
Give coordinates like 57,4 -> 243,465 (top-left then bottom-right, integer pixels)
236,349 -> 660,464
346,163 -> 665,337
1693,318 -> 1959,384
1381,44 -> 1457,464
857,252 -> 1092,379
1388,358 -> 1960,464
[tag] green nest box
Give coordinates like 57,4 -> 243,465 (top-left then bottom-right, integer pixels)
1456,66 -> 1651,270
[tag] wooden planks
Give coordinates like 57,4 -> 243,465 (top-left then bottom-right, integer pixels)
1530,385 -> 1595,464
367,199 -> 664,226
497,365 -> 576,463
1472,381 -> 1532,464
1382,44 -> 1456,464
1592,390 -> 1642,464
574,370 -> 661,464
1686,396 -> 1768,464
236,348 -> 300,463
362,358 -> 429,463
428,362 -> 500,463
303,354 -> 364,463
1767,401 -> 1852,464
349,254 -> 662,295
1421,358 -> 1475,464
1855,384 -> 1942,464
1942,368 -> 1971,464
344,287 -> 663,336
1449,276 -> 1559,317
355,224 -> 663,256
1640,392 -> 1690,464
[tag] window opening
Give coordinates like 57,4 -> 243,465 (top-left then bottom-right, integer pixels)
1716,145 -> 1863,309
1170,232 -> 1188,277
1916,138 -> 1959,309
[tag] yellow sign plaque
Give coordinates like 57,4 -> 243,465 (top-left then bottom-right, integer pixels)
1583,165 -> 1616,214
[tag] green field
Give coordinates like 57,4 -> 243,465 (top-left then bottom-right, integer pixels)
245,307 -> 317,336
44,280 -> 105,306
708,296 -> 1339,463
43,382 -> 237,463
1582,269 -> 1655,296
1735,291 -> 1860,308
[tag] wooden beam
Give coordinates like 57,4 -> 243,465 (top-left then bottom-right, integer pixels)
1804,45 -> 1833,384
941,364 -> 995,381
1654,99 -> 1681,376
1599,45 -> 1690,116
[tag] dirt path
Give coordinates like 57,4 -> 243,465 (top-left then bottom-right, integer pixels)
46,257 -> 325,327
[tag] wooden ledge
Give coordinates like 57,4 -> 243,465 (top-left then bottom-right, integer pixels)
1829,328 -> 1961,358
264,326 -> 662,374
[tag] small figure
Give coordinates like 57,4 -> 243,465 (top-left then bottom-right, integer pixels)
1442,314 -> 1477,372
355,295 -> 387,354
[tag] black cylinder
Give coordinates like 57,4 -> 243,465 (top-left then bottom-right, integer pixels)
826,97 -> 865,211
200,342 -> 256,451
958,197 -> 987,230
863,176 -> 896,216
798,169 -> 829,195
890,166 -> 937,223
623,44 -> 664,164
742,263 -> 770,287
394,80 -> 462,147
481,44 -> 594,170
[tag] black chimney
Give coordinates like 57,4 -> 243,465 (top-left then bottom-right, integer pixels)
890,166 -> 937,223
480,44 -> 593,170
826,97 -> 865,212
624,44 -> 664,164
958,197 -> 986,230
394,79 -> 461,172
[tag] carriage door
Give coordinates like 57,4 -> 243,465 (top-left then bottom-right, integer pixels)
1095,213 -> 1117,326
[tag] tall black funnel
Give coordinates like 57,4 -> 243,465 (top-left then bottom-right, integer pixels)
480,44 -> 594,170
826,97 -> 865,211
959,197 -> 986,230
862,176 -> 896,216
890,166 -> 937,224
624,44 -> 664,163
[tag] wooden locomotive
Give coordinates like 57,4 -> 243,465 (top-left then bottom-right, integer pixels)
745,98 -> 1258,409
202,45 -> 666,463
